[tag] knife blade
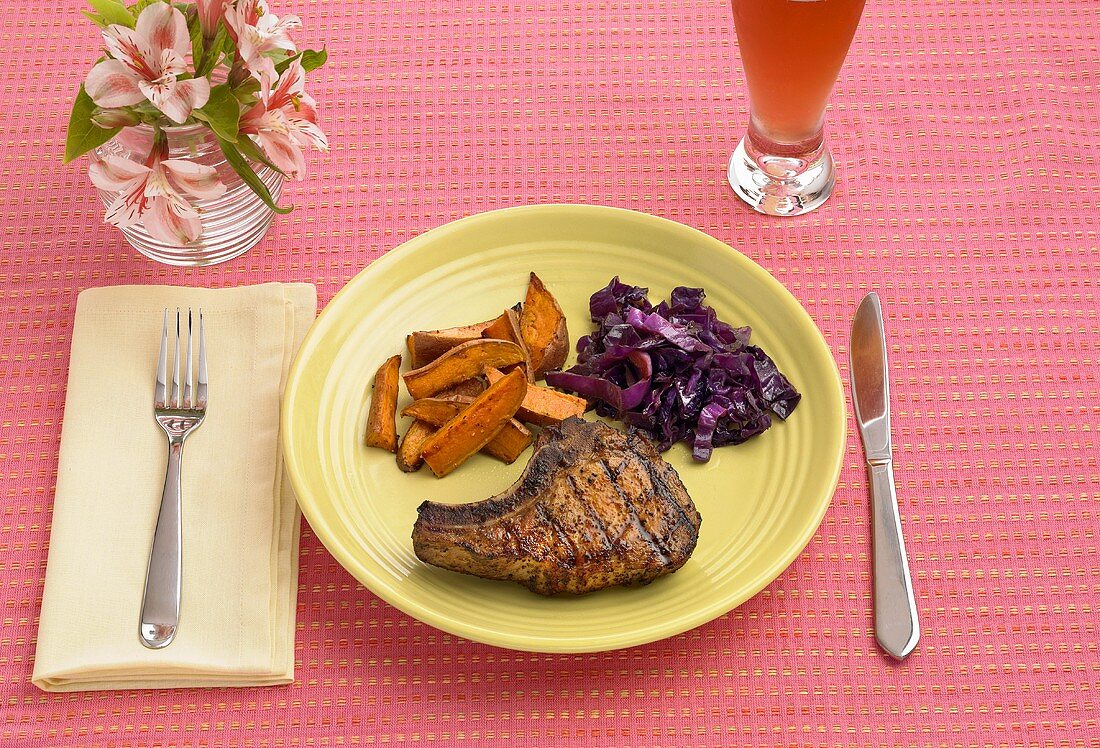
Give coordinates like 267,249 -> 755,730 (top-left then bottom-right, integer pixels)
850,292 -> 920,660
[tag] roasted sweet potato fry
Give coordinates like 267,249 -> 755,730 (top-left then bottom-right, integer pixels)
364,354 -> 401,451
396,419 -> 436,472
402,339 -> 525,400
437,378 -> 487,398
418,369 -> 528,477
481,312 -> 515,342
481,307 -> 534,381
405,314 -> 505,368
473,417 -> 532,464
402,397 -> 473,424
520,272 -> 568,379
402,396 -> 533,464
485,367 -> 587,426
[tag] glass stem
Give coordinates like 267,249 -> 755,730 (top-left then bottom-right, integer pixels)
746,120 -> 825,171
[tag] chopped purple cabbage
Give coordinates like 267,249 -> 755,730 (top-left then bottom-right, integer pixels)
544,277 -> 801,462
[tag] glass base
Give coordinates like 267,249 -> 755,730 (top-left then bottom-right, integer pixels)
119,174 -> 282,266
94,125 -> 284,267
727,135 -> 835,216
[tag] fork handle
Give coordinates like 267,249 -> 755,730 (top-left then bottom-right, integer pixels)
140,439 -> 183,649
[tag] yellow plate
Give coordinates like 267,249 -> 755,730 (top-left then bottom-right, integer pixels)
282,205 -> 845,652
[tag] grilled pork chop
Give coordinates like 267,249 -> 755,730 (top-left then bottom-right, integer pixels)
412,418 -> 701,595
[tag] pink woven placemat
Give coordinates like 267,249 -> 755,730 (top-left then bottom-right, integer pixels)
3,0 -> 1099,745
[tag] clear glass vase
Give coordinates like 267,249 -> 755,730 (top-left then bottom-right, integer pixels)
91,125 -> 283,266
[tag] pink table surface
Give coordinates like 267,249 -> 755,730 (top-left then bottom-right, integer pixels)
2,0 -> 1099,745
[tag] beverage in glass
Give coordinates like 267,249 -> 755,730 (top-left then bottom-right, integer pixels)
728,0 -> 867,216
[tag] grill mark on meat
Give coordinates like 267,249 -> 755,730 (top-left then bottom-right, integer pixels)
605,456 -> 625,480
598,456 -> 670,564
537,501 -> 579,566
640,453 -> 696,536
412,418 -> 701,595
567,473 -> 613,557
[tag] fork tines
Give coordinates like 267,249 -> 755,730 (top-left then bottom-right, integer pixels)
155,308 -> 207,412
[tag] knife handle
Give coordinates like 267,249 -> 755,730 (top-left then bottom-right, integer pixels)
869,460 -> 920,660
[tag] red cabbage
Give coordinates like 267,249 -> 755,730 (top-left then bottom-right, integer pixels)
544,277 -> 801,462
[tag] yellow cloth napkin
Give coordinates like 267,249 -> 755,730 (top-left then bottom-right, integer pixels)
33,283 -> 316,692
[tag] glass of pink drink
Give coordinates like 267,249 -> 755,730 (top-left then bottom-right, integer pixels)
728,0 -> 868,216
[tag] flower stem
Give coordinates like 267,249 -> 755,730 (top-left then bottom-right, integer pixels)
145,127 -> 168,166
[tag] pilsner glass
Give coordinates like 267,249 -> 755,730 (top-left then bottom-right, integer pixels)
728,0 -> 867,216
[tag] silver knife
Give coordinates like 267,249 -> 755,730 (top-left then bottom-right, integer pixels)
850,292 -> 920,660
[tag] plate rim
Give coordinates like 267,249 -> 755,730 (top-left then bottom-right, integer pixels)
282,203 -> 846,652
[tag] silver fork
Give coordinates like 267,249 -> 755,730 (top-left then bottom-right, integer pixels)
140,308 -> 207,649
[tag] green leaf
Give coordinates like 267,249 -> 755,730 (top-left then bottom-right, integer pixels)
64,85 -> 121,164
273,51 -> 300,76
82,10 -> 109,27
88,0 -> 134,27
218,24 -> 237,62
301,48 -> 328,72
197,26 -> 230,77
217,137 -> 293,214
274,48 -> 328,76
234,134 -> 286,176
235,78 -> 260,96
129,0 -> 160,14
268,49 -> 294,67
188,7 -> 204,75
232,77 -> 260,107
192,84 -> 240,143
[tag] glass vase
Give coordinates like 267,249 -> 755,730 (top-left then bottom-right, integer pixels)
91,125 -> 283,266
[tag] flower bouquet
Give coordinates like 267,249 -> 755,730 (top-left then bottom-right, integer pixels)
64,0 -> 328,263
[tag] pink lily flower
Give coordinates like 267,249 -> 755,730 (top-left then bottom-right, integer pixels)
84,2 -> 210,124
90,147 -> 227,244
224,0 -> 301,97
196,0 -> 224,42
239,62 -> 328,179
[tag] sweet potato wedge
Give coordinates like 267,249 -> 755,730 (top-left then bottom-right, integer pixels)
402,339 -> 525,400
437,378 -> 487,398
401,396 -> 533,464
396,419 -> 436,472
364,354 -> 401,451
520,272 -> 569,379
485,367 -> 587,426
418,369 -> 528,477
405,314 -> 505,368
481,311 -> 516,342
481,307 -> 534,381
